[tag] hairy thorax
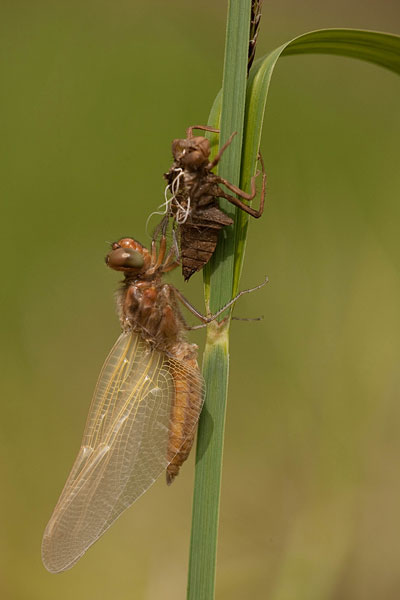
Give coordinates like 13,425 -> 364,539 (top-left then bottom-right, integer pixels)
117,278 -> 189,356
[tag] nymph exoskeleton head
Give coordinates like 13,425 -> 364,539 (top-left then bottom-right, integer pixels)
171,136 -> 210,170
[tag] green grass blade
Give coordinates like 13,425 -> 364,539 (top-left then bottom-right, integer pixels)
187,326 -> 230,600
204,0 -> 253,314
188,24 -> 399,600
281,28 -> 400,72
187,2 -> 252,599
202,90 -> 222,307
234,28 -> 400,293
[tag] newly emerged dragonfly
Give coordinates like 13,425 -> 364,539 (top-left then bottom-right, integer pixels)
163,125 -> 266,280
42,233 -> 266,573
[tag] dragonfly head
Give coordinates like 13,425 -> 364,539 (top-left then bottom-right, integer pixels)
106,238 -> 150,274
171,136 -> 210,170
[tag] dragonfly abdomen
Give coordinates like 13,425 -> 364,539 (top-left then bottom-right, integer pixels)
166,346 -> 202,484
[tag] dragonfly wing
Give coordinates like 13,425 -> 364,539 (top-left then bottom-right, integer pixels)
42,331 -> 204,573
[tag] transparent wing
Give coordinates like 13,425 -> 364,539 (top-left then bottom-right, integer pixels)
42,331 -> 204,573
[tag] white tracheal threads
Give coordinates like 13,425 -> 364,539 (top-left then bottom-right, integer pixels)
175,195 -> 191,225
146,168 -> 190,233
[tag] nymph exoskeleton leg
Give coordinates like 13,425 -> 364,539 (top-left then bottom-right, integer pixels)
186,125 -> 220,139
207,131 -> 237,171
171,225 -> 180,259
161,231 -> 180,273
215,152 -> 266,219
173,276 -> 269,329
161,228 -> 180,273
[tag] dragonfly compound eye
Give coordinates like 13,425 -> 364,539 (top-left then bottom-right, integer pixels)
106,247 -> 145,271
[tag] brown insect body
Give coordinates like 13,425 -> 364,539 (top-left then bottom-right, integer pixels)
178,205 -> 233,282
165,156 -> 234,280
164,126 -> 265,281
42,235 -> 206,574
107,237 -> 202,483
42,233 -> 267,573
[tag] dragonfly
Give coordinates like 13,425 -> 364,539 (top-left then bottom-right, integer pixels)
42,232 -> 266,573
162,124 -> 266,280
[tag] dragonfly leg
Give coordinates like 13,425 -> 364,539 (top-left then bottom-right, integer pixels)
147,234 -> 167,275
150,216 -> 169,267
175,276 -> 269,325
152,215 -> 169,242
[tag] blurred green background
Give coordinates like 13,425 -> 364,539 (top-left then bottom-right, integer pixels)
1,1 -> 400,598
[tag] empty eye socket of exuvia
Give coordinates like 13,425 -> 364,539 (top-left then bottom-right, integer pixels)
171,139 -> 186,157
106,247 -> 145,270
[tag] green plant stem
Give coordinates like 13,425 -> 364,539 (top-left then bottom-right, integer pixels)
186,323 -> 229,599
187,2 -> 252,599
187,20 -> 400,600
